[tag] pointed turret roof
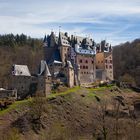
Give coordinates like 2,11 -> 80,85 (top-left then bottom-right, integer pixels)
43,34 -> 47,43
38,60 -> 51,76
48,49 -> 62,64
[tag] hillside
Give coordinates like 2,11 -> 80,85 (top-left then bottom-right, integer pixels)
113,39 -> 140,86
0,86 -> 140,140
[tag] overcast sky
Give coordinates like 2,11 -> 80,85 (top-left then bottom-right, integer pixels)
0,0 -> 140,45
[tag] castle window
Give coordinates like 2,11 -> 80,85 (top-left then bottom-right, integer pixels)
106,65 -> 108,69
98,61 -> 100,63
85,60 -> 88,63
86,66 -> 88,69
109,65 -> 112,69
105,59 -> 107,63
110,60 -> 112,63
83,66 -> 85,69
101,61 -> 103,63
92,60 -> 94,64
79,60 -> 82,63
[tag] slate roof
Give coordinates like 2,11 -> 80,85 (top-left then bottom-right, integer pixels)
38,60 -> 51,76
75,36 -> 83,45
74,36 -> 93,46
0,88 -> 6,91
12,64 -> 31,76
48,49 -> 62,64
59,32 -> 70,46
75,44 -> 96,55
72,35 -> 96,55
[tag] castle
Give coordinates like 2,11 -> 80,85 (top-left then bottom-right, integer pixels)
43,32 -> 113,86
11,31 -> 114,99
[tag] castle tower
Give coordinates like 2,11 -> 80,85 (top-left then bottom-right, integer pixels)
44,63 -> 52,96
43,32 -> 59,63
95,42 -> 114,81
66,61 -> 74,87
77,64 -> 81,86
58,32 -> 70,64
43,34 -> 48,61
38,60 -> 52,96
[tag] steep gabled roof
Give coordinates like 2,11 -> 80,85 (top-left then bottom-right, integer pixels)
12,64 -> 31,76
74,36 -> 93,46
59,32 -> 70,46
38,60 -> 51,76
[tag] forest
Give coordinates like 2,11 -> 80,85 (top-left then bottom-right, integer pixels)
113,39 -> 140,87
0,34 -> 140,88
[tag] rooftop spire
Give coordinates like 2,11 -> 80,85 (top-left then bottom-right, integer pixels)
59,26 -> 61,32
43,34 -> 47,43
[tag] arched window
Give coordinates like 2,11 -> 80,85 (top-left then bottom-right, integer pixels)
79,59 -> 82,63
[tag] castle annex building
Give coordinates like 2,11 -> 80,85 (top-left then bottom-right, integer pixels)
11,31 -> 114,99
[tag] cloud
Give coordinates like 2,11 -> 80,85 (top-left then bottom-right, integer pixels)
0,0 -> 140,45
